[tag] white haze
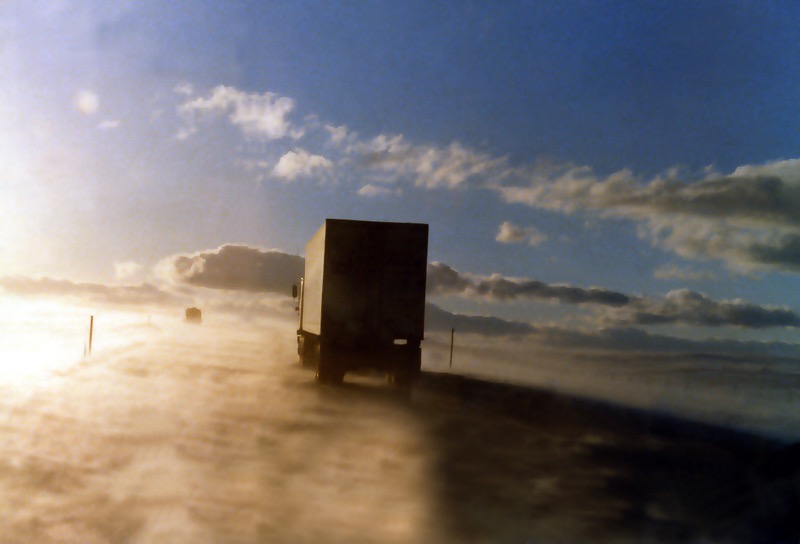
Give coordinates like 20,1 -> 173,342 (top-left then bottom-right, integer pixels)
424,333 -> 800,442
3,298 -> 798,442
1,299 -> 799,542
0,305 -> 444,543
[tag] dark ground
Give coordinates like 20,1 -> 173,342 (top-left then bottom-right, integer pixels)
415,371 -> 800,543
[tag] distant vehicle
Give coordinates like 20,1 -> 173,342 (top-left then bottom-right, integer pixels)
185,307 -> 202,323
294,219 -> 429,386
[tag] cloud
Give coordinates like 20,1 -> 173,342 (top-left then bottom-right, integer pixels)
496,221 -> 547,246
156,244 -> 304,294
324,124 -> 351,147
272,148 -> 333,181
357,184 -> 400,197
178,85 -> 299,139
173,82 -> 195,96
495,160 -> 800,226
335,114 -> 800,274
74,90 -> 99,115
426,262 -> 475,296
471,276 -> 631,306
167,82 -> 800,274
172,87 -> 509,189
653,265 -> 717,282
0,276 -> 173,307
426,262 -> 630,307
114,261 -> 143,280
425,303 -> 535,336
352,136 -> 509,189
316,114 -> 522,194
745,232 -> 800,269
166,82 -> 800,273
606,289 -> 800,328
174,125 -> 197,140
493,159 -> 800,272
643,216 -> 800,273
427,263 -> 796,329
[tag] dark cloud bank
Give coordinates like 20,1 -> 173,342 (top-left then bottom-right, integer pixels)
609,289 -> 800,328
426,263 -> 799,329
6,245 -> 797,358
426,262 -> 630,307
160,244 -> 304,294
154,247 -> 799,333
5,244 -> 797,334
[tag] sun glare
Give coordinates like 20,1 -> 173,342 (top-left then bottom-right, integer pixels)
0,297 -> 91,386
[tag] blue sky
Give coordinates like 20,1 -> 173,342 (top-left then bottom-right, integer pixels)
3,0 -> 800,354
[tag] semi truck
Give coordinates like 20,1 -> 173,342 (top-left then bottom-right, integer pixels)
294,219 -> 429,385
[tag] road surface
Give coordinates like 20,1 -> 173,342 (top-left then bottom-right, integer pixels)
0,319 -> 797,543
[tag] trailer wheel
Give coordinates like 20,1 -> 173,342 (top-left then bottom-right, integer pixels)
298,335 -> 317,368
315,345 -> 344,385
388,347 -> 420,388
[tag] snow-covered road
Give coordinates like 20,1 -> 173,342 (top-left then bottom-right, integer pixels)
0,317 -> 797,543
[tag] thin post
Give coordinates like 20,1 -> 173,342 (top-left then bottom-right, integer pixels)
89,315 -> 94,355
449,328 -> 454,368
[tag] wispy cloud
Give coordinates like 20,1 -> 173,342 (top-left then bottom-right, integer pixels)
176,85 -> 514,191
357,184 -> 400,197
496,221 -> 547,246
493,159 -> 800,273
493,160 -> 800,226
654,264 -> 717,282
272,149 -> 333,181
171,83 -> 800,275
173,82 -> 195,97
354,137 -> 508,189
643,216 -> 800,274
114,261 -> 143,280
324,124 -> 351,147
0,276 -> 172,307
178,85 -> 301,140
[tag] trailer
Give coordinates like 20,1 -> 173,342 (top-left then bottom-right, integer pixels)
295,219 -> 429,385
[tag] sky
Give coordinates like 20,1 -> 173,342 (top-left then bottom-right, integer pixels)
3,0 -> 800,362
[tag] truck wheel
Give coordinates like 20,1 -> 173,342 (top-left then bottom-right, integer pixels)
388,369 -> 413,389
297,335 -> 305,364
316,362 -> 344,385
